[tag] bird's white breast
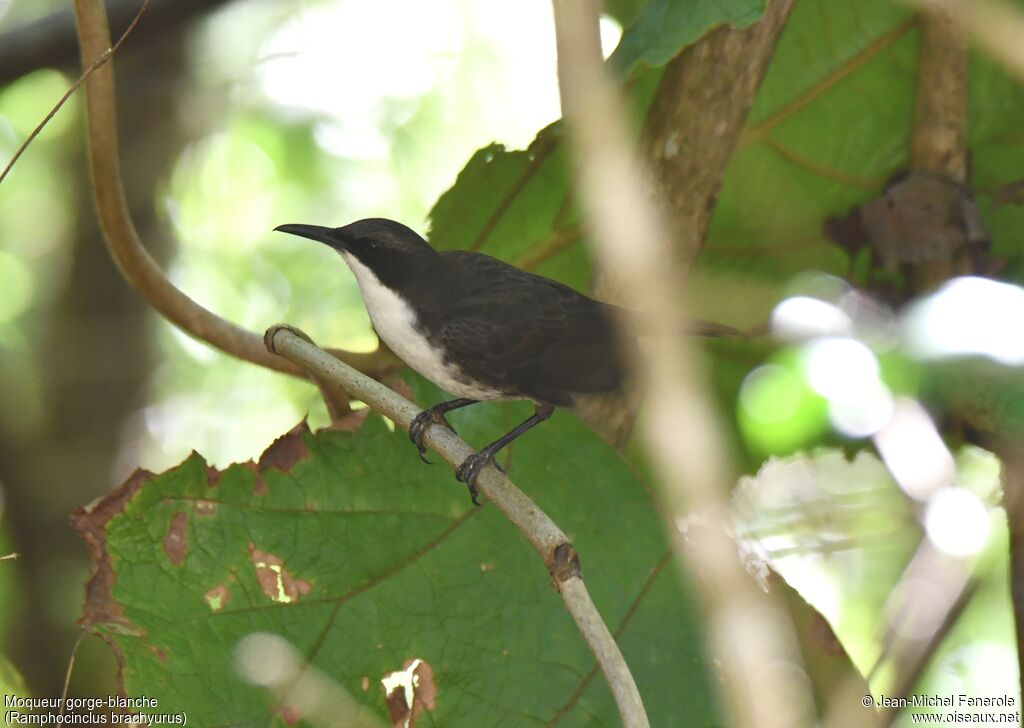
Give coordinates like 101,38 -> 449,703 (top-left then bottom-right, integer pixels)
341,253 -> 504,400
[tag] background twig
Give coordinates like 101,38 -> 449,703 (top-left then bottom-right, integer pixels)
71,0 -> 389,379
0,0 -> 150,187
551,1 -> 813,726
264,325 -> 649,728
908,1 -> 971,290
0,0 -> 233,85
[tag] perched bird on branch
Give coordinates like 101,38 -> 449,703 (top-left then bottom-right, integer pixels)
276,218 -> 738,503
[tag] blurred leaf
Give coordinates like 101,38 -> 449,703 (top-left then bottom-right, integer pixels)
735,449 -> 921,675
75,378 -> 720,726
737,351 -> 830,456
0,69 -> 77,141
609,0 -> 768,76
924,358 -> 1024,438
0,652 -> 27,698
735,448 -> 1018,709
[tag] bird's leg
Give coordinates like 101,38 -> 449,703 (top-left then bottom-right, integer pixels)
408,398 -> 478,464
456,403 -> 554,505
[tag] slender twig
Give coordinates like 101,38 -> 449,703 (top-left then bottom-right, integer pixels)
0,0 -> 232,86
0,0 -> 149,188
551,2 -> 813,727
877,577 -> 979,726
70,0 -> 389,379
263,325 -> 648,728
59,631 -> 88,716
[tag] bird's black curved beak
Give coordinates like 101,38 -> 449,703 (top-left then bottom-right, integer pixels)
274,224 -> 344,251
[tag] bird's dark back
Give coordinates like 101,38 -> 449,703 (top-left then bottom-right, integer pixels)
431,251 -> 626,407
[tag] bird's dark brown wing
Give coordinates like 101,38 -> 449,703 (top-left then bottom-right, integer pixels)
435,252 -> 625,407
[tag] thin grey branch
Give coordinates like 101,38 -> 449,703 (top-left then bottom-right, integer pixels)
263,324 -> 648,728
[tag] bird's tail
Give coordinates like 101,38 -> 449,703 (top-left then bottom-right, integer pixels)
685,318 -> 768,338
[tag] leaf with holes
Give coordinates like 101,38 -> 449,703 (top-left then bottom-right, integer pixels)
74,378 -> 721,726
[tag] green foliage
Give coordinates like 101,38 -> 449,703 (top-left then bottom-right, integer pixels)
707,0 -> 1024,289
737,350 -> 830,456
610,0 -> 768,75
78,377 -> 719,726
8,0 -> 1015,716
430,0 -> 1024,318
427,125 -> 590,287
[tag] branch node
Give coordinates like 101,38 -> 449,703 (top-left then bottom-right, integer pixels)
265,324 -> 315,356
549,542 -> 582,584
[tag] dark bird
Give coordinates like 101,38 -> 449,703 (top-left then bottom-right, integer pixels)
276,218 -> 735,504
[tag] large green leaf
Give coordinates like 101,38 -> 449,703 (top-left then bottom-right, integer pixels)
431,0 -> 1024,312
426,0 -> 778,293
704,0 -> 1024,289
74,378 -> 720,726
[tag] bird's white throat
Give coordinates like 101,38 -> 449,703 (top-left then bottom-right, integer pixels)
340,252 -> 504,400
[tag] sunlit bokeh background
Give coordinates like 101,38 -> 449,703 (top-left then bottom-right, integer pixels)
0,0 -> 1021,721
0,0 -> 627,698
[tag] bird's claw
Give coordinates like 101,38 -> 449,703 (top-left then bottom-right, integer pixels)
408,408 -> 454,464
455,452 -> 504,506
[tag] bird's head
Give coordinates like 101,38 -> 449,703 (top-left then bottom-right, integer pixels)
275,218 -> 437,289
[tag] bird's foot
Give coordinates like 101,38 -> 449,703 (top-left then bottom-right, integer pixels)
408,408 -> 455,464
454,452 -> 504,506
